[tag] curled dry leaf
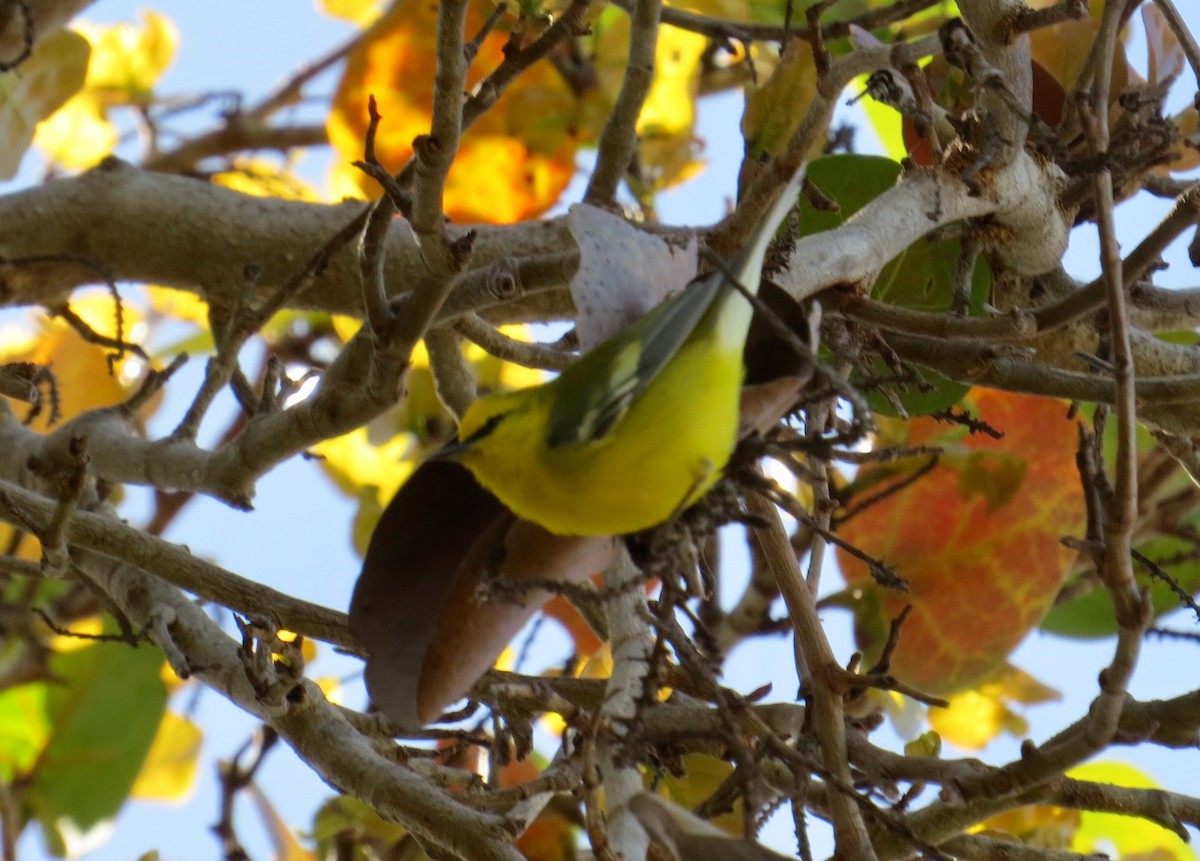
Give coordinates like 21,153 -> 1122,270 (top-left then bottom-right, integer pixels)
350,460 -> 616,726
566,202 -> 698,350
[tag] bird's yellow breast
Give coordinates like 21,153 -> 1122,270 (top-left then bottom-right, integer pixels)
458,335 -> 744,536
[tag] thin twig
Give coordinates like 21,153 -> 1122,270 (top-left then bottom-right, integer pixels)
746,485 -> 878,861
455,313 -> 575,372
585,0 -> 662,204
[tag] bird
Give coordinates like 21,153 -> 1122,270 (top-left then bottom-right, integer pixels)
441,163 -> 808,536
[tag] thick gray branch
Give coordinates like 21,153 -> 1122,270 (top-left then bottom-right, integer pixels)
0,159 -> 569,314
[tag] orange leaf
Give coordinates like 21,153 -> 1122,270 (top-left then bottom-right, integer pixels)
838,390 -> 1085,694
542,594 -> 603,657
327,1 -> 579,222
517,813 -> 576,861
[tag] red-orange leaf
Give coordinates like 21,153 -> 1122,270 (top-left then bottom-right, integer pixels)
837,390 -> 1085,694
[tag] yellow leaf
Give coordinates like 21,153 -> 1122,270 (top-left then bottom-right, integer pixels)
76,10 -> 178,103
145,286 -> 210,327
249,785 -> 316,861
327,0 -> 579,221
320,0 -> 389,25
1157,106 -> 1200,174
0,525 -> 39,563
855,74 -> 907,162
326,158 -> 369,202
2,297 -> 148,430
315,677 -> 344,706
978,806 -> 1080,850
0,28 -> 90,179
929,688 -> 1008,751
329,315 -> 363,343
742,38 -> 817,158
312,426 -> 416,505
159,660 -> 189,694
213,158 -> 319,201
312,796 -> 407,857
130,712 -> 203,803
441,134 -> 575,224
41,616 -> 105,653
1069,763 -> 1198,861
638,25 -> 707,139
929,666 -> 1059,750
981,665 -> 1060,706
277,630 -> 319,664
904,730 -> 941,758
590,16 -> 705,190
492,646 -> 517,674
70,291 -> 144,341
576,643 -> 613,680
657,754 -> 743,836
34,90 -> 117,170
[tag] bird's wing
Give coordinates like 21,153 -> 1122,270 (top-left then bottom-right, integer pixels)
546,272 -> 723,449
546,161 -> 808,450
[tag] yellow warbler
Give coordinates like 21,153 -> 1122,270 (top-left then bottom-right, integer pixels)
444,165 -> 807,535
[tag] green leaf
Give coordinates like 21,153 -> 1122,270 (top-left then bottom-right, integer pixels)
30,636 -> 167,854
1042,534 -> 1200,638
0,679 -> 51,782
797,154 -> 902,232
799,154 -> 991,416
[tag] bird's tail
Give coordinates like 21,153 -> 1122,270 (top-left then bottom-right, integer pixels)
732,161 -> 808,298
711,161 -> 808,349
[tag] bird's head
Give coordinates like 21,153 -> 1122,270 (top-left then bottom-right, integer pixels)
436,389 -> 535,462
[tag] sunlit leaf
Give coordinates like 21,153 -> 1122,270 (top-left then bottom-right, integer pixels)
327,0 -> 579,221
1069,762 -> 1198,861
1,296 -> 151,431
854,73 -> 907,161
312,794 -> 409,860
656,754 -> 742,836
978,805 -> 1080,850
145,286 -> 210,327
41,616 -> 105,653
320,0 -> 389,26
212,158 -> 320,201
311,426 -> 416,507
904,730 -> 941,758
0,681 -> 51,782
0,28 -> 90,179
130,712 -> 202,803
34,91 -> 115,170
634,24 -> 707,189
742,38 -> 817,158
75,11 -> 178,104
929,666 -> 1059,750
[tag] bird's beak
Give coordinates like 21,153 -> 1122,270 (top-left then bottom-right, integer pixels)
429,440 -> 470,461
